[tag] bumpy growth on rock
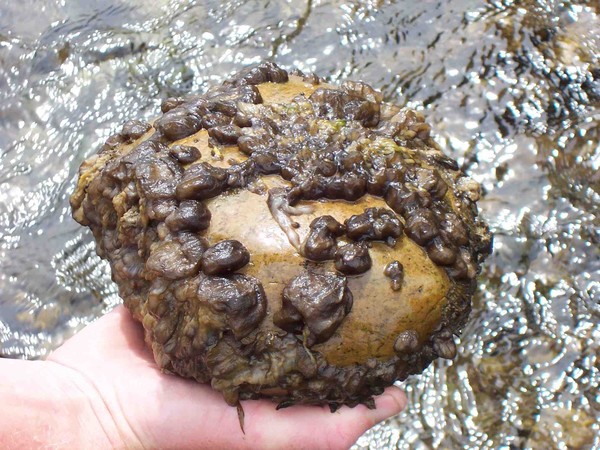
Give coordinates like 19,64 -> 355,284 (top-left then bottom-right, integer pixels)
71,62 -> 492,411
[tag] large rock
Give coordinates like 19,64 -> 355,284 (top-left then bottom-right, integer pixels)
71,62 -> 492,410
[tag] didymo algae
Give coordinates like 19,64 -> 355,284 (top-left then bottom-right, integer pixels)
71,62 -> 492,412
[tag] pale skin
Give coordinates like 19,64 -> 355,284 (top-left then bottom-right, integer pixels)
0,306 -> 407,449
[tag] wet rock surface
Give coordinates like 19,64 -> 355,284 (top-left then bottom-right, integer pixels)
3,2 -> 598,447
69,63 -> 493,409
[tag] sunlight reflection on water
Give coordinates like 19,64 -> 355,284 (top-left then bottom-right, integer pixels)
1,1 -> 598,448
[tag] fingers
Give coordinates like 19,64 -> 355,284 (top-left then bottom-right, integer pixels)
47,305 -> 407,450
239,386 -> 407,450
137,380 -> 406,450
362,385 -> 407,425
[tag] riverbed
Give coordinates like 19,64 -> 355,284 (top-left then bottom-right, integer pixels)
1,1 -> 598,448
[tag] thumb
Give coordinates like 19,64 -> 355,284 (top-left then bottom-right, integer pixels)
363,385 -> 406,425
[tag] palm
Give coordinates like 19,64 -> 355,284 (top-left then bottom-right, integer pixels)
48,306 -> 405,449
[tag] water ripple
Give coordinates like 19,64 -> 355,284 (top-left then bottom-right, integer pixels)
0,1 -> 598,448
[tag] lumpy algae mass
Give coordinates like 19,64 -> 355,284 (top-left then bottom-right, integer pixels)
71,62 -> 491,410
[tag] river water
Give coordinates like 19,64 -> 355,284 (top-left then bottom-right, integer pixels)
0,1 -> 598,448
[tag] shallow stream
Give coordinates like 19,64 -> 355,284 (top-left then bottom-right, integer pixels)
1,1 -> 598,448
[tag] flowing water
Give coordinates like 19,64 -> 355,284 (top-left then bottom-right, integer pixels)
0,0 -> 598,448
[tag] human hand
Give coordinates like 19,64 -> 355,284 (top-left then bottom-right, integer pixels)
42,305 -> 406,449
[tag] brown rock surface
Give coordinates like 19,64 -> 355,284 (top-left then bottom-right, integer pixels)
71,62 -> 491,410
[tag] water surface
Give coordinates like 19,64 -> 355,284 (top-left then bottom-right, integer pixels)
1,1 -> 598,448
